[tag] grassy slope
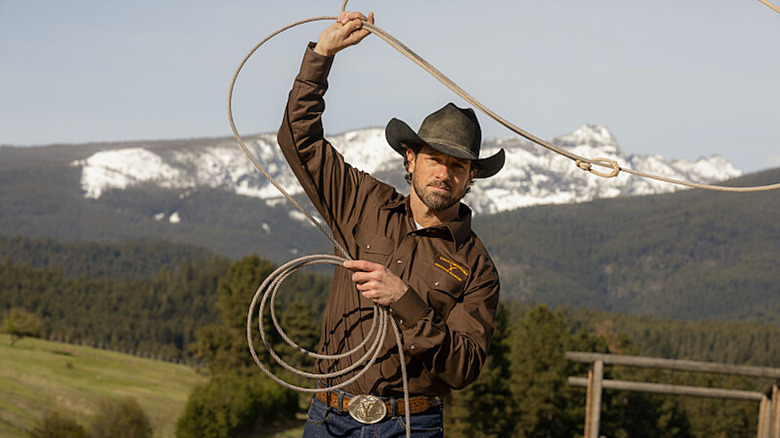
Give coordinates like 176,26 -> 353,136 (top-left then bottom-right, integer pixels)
0,334 -> 207,438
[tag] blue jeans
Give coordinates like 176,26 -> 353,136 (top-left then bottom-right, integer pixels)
302,398 -> 444,438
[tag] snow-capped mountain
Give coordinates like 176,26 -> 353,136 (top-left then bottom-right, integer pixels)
71,125 -> 742,216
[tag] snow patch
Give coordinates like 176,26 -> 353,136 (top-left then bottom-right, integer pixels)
73,148 -> 186,198
71,127 -> 743,215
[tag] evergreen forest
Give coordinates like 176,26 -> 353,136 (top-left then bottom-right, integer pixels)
2,234 -> 779,437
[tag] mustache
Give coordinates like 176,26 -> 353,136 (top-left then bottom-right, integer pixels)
427,181 -> 452,191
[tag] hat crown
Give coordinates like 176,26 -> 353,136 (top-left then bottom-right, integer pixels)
417,103 -> 482,159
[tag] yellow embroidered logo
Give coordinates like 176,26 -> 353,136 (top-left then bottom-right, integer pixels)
434,256 -> 468,282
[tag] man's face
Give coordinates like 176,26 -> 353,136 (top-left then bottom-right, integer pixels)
407,145 -> 476,211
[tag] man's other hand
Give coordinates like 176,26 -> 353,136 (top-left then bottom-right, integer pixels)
343,259 -> 407,307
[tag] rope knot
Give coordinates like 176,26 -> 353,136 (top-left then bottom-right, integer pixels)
575,158 -> 621,179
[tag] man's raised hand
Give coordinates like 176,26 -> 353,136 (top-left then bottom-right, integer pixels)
314,11 -> 374,57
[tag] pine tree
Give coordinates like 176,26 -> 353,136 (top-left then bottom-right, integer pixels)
508,304 -> 577,437
446,303 -> 514,437
216,255 -> 277,332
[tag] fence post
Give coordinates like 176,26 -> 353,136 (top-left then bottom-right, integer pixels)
585,359 -> 603,438
772,381 -> 779,438
760,394 -> 771,438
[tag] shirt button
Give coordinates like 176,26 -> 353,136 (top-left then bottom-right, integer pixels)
396,260 -> 402,264
409,345 -> 415,351
399,319 -> 404,325
366,244 -> 371,249
434,281 -> 440,287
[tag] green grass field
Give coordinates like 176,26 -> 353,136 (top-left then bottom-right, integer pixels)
0,334 -> 207,438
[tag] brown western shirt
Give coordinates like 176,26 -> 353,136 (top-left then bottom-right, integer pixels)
276,43 -> 500,397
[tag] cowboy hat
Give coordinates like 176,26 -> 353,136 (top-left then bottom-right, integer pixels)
385,103 -> 505,178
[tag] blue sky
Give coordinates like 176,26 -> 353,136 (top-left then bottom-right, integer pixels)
2,0 -> 779,172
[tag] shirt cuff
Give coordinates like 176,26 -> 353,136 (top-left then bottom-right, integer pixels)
296,42 -> 335,84
389,286 -> 429,329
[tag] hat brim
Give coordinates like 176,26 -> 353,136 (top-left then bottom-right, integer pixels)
385,118 -> 505,179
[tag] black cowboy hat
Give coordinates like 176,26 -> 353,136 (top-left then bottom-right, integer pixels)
385,103 -> 505,178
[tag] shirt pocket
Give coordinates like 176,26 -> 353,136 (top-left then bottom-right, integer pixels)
352,225 -> 395,265
414,263 -> 466,321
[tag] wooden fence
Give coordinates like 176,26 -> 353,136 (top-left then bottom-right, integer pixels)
566,351 -> 780,438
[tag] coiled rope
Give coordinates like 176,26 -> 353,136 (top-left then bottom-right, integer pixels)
229,1 -> 780,436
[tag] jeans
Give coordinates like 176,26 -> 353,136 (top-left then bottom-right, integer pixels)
302,398 -> 444,438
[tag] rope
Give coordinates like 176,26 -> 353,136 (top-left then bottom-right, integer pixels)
231,3 -> 780,193
230,4 -> 412,433
229,2 -> 780,436
758,0 -> 780,15
358,20 -> 780,192
244,254 -> 411,435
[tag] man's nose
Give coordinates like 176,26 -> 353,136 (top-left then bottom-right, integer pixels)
434,163 -> 451,180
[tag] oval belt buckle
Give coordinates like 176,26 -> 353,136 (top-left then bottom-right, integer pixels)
347,394 -> 387,424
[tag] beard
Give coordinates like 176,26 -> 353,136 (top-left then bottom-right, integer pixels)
412,175 -> 467,211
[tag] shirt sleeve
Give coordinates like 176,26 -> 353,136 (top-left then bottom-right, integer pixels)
276,43 -> 365,244
391,264 -> 500,390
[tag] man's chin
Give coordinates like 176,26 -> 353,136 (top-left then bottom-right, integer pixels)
414,182 -> 461,211
424,194 -> 457,211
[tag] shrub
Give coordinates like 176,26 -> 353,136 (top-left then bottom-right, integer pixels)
88,397 -> 152,438
29,411 -> 87,438
2,307 -> 42,346
176,373 -> 298,438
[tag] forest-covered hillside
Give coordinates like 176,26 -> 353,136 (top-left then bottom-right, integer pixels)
3,234 -> 779,437
474,168 -> 780,324
2,233 -> 778,365
0,235 -> 219,281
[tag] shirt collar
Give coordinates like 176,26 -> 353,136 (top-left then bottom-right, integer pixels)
447,204 -> 474,249
383,197 -> 473,249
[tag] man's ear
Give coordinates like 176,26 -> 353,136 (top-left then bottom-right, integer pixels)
469,164 -> 478,182
405,147 -> 417,173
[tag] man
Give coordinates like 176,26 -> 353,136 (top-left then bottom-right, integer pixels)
276,11 -> 505,437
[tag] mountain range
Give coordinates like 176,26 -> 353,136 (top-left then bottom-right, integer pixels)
68,124 -> 741,215
2,125 -> 777,324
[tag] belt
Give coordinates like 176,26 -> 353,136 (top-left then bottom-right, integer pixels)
316,390 -> 441,420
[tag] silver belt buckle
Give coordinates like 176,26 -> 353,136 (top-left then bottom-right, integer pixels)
347,394 -> 387,424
